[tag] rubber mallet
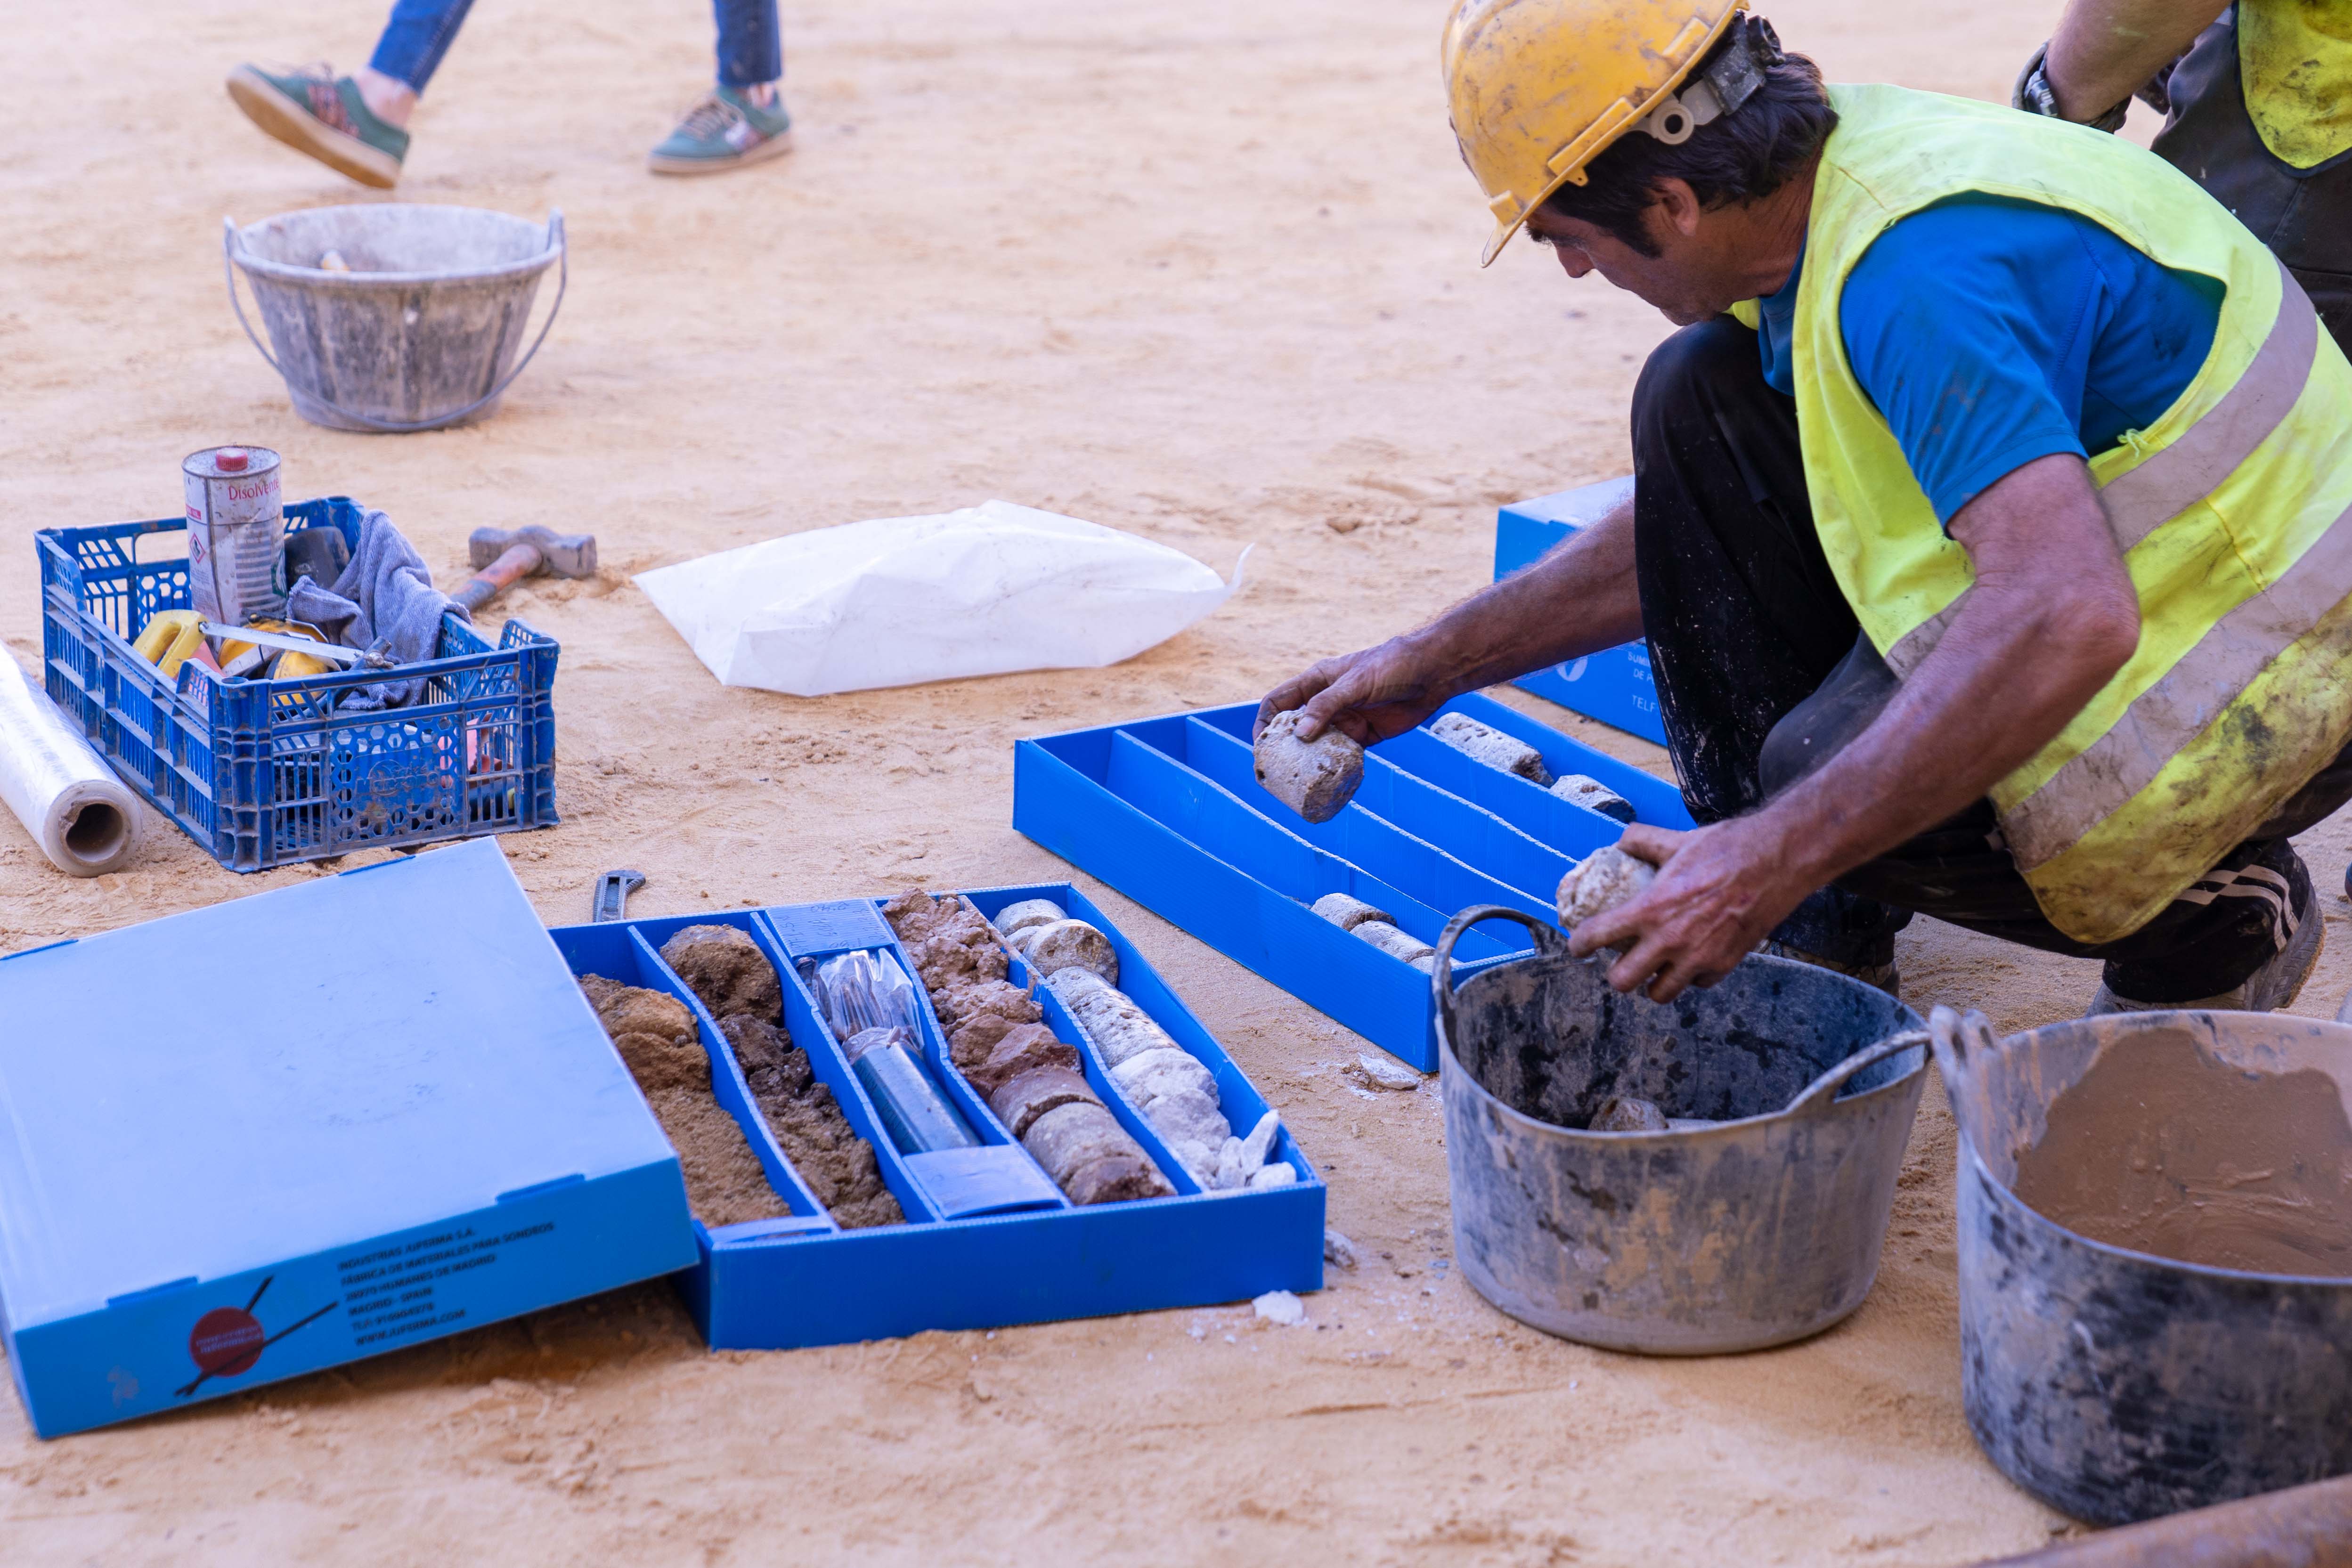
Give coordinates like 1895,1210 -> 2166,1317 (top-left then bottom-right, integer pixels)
453,525 -> 598,615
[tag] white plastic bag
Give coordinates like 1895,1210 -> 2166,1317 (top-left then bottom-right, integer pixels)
634,500 -> 1249,696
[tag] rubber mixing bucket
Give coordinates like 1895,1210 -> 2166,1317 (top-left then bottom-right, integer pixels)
1434,907 -> 1927,1354
224,204 -> 565,433
1930,1007 -> 2352,1526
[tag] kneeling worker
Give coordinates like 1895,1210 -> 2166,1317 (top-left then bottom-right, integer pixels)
1261,0 -> 2352,1012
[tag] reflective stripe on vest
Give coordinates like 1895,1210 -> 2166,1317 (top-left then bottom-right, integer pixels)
1795,85 -> 2352,944
1884,261 -> 2325,679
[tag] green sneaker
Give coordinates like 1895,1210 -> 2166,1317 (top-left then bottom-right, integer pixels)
227,64 -> 408,188
648,85 -> 793,176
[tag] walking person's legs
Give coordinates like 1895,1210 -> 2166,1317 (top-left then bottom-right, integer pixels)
225,0 -> 474,187
650,0 -> 793,175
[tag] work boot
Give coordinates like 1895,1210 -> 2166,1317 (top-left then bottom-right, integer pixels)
1758,939 -> 1900,1000
2088,862 -> 2324,1016
226,64 -> 408,188
1757,886 -> 1907,999
648,85 -> 793,176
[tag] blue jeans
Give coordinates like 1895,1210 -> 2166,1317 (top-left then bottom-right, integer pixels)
367,0 -> 782,93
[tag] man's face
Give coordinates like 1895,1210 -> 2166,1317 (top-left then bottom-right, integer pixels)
1522,183 -> 1734,327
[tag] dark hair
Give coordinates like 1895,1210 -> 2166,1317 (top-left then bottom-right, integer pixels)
1540,36 -> 1836,257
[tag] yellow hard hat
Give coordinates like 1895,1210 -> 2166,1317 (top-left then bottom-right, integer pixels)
1444,0 -> 1750,265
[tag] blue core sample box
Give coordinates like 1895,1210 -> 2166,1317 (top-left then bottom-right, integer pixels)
553,883 -> 1325,1351
1492,476 -> 1668,745
0,839 -> 698,1438
1012,694 -> 1693,1071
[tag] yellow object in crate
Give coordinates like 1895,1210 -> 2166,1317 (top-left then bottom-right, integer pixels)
130,611 -> 205,678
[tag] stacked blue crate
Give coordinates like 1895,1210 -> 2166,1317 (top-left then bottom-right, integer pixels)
1492,476 -> 1668,745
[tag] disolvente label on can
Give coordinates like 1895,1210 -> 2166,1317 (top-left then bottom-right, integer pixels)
182,447 -> 287,627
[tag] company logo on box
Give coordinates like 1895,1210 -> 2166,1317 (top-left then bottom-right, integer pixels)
174,1276 -> 338,1398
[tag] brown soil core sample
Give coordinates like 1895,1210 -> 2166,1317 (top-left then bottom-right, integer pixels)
659,924 -> 784,1022
2011,1024 -> 2352,1276
580,975 -> 791,1228
720,1015 -> 903,1228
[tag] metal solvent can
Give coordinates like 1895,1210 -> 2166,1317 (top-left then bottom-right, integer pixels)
182,446 -> 287,626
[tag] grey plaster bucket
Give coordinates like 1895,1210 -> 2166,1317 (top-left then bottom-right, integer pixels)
223,204 -> 565,433
1930,1006 -> 2352,1526
1434,907 -> 1927,1355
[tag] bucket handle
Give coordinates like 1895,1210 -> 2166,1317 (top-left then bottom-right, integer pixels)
221,210 -> 569,434
1432,904 -> 1567,1048
1925,1004 -> 1999,1148
1782,1028 -> 1930,1118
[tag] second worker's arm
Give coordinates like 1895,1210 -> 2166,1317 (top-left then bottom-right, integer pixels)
2039,0 -> 2228,124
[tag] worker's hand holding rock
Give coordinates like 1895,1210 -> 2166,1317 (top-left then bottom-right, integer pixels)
1568,821 -> 1813,1004
1255,636 -> 1449,747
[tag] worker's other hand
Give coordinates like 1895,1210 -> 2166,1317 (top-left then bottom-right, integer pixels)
1568,819 -> 1814,1003
1255,638 -> 1448,746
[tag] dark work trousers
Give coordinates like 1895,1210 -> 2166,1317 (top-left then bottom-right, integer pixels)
2153,15 -> 2352,358
1629,317 -> 2352,1002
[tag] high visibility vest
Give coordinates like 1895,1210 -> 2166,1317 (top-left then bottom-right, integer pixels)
1790,84 -> 2352,944
2240,0 -> 2352,170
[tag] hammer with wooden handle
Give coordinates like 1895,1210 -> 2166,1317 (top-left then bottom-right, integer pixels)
452,525 -> 598,616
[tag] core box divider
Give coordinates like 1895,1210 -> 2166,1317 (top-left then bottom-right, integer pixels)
752,903 -> 1071,1218
1173,715 -> 1577,910
1012,699 -> 1692,1070
1101,728 -> 1518,961
600,908 -> 964,1226
547,883 -> 1323,1351
549,910 -> 926,1230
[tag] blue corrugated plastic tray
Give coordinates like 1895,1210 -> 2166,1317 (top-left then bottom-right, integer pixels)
1011,694 -> 1693,1070
1492,476 -> 1668,745
0,839 -> 698,1439
548,882 -> 1324,1350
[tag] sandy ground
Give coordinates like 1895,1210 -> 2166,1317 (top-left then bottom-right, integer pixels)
3,0 -> 2345,1562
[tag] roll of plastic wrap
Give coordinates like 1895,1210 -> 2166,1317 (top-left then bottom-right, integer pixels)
0,657 -> 137,876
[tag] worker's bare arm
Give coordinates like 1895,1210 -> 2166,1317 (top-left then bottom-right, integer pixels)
1255,496 -> 1644,745
2043,0 -> 2227,124
1576,453 -> 2140,1000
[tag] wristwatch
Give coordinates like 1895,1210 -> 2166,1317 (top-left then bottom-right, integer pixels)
2012,41 -> 2131,134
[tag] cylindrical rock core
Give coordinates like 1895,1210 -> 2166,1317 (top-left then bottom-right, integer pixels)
1550,773 -> 1636,823
1430,711 -> 1553,786
1312,891 -> 1395,931
1254,709 -> 1365,823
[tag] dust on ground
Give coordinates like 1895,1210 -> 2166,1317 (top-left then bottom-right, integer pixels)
4,0 -> 2344,1562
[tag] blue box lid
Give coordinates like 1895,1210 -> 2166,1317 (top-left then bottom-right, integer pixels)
0,837 -> 694,1431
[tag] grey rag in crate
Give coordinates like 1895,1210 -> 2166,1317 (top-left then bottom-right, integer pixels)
284,510 -> 464,710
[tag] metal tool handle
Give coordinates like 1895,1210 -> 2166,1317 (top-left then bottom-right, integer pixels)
452,543 -> 543,614
591,869 -> 645,923
1782,1029 -> 1930,1118
1432,904 -> 1567,1048
222,210 -> 568,434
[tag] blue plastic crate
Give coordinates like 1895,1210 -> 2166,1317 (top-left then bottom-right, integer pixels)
547,882 -> 1324,1350
1493,476 -> 1668,745
1013,695 -> 1693,1070
35,496 -> 559,871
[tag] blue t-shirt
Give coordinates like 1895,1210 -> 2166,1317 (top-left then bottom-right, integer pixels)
1754,195 -> 2223,524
